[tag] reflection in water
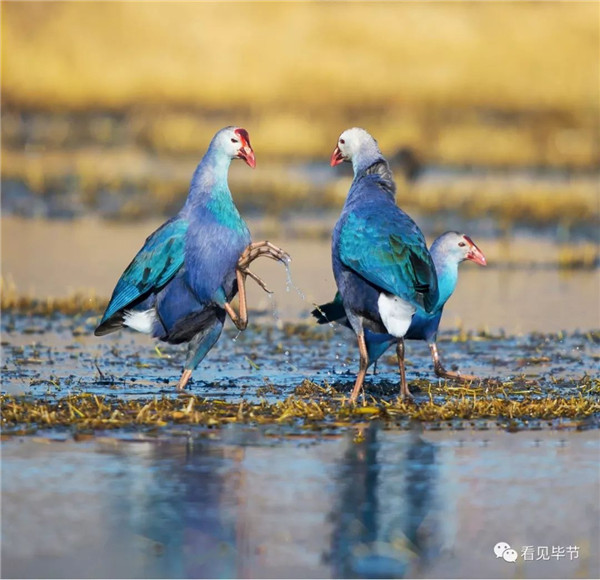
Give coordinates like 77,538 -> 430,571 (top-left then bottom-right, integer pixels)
129,441 -> 238,579
330,425 -> 439,578
2,429 -> 598,578
179,441 -> 237,579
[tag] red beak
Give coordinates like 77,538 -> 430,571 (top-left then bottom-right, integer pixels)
466,242 -> 487,266
238,145 -> 256,168
234,128 -> 256,168
330,146 -> 344,167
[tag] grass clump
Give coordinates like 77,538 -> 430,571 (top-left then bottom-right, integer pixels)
2,377 -> 598,434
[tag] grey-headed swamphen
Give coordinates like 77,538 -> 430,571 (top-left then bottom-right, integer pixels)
329,127 -> 439,402
95,126 -> 289,390
313,231 -> 487,382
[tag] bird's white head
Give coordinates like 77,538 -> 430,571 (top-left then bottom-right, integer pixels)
214,126 -> 256,168
330,127 -> 380,167
435,232 -> 487,266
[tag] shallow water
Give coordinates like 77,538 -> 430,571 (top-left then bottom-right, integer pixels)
2,214 -> 599,579
2,216 -> 600,334
1,313 -> 598,401
2,426 -> 599,579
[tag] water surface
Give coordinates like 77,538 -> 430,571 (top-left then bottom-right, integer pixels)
2,217 -> 599,334
2,426 -> 598,579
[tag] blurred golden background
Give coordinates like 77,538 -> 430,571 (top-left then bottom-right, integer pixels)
2,1 -> 598,164
1,1 -> 599,312
2,2 -> 598,201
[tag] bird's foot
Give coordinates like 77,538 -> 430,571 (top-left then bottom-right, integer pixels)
434,364 -> 480,384
399,388 -> 418,406
348,391 -> 361,405
237,241 -> 291,294
243,269 -> 273,293
238,240 -> 291,269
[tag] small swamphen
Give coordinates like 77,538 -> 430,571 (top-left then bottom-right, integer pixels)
313,231 -> 487,382
329,127 -> 439,402
95,126 -> 289,390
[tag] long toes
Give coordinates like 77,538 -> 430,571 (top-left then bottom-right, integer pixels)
252,241 -> 290,261
260,247 -> 290,263
258,241 -> 278,251
435,367 -> 480,383
238,244 -> 290,268
451,373 -> 480,384
246,270 -> 272,293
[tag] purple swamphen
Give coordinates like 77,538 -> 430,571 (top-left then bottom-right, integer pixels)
329,127 -> 439,402
313,231 -> 487,382
95,126 -> 289,390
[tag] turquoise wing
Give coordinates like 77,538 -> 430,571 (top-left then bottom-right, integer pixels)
339,210 -> 438,312
96,218 -> 188,329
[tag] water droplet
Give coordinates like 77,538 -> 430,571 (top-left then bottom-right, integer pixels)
284,262 -> 306,300
267,293 -> 280,321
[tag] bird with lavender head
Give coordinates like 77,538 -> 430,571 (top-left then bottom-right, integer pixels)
328,127 -> 439,402
95,126 -> 289,390
313,231 -> 487,382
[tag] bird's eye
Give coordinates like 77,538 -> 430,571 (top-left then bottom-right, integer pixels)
339,139 -> 345,145
458,241 -> 466,247
231,138 -> 238,143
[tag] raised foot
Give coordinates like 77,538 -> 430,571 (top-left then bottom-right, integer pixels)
238,240 -> 291,269
237,241 -> 291,294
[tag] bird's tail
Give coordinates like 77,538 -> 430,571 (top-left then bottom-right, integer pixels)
311,292 -> 346,325
94,313 -> 125,336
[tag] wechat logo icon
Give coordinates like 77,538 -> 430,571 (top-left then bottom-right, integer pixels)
494,542 -> 518,562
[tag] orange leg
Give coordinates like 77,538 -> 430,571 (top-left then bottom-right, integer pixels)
397,339 -> 413,400
350,332 -> 369,403
177,368 -> 193,391
224,269 -> 249,331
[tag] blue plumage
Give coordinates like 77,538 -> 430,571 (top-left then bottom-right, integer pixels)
97,217 -> 188,325
329,128 -> 438,401
95,126 -> 257,390
314,231 -> 487,381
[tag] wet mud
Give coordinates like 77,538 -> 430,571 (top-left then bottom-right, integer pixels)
2,313 -> 598,431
